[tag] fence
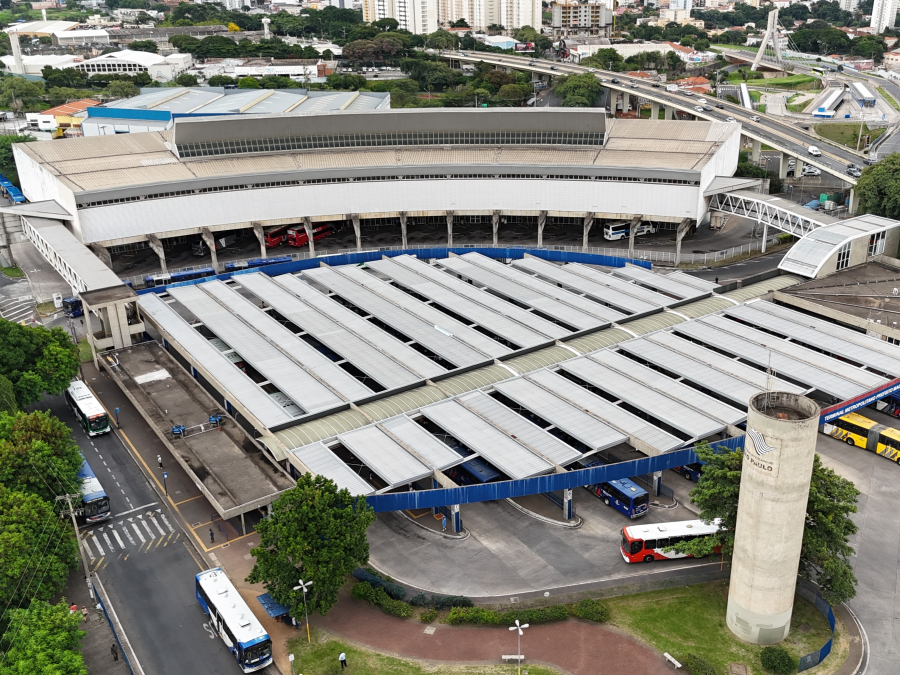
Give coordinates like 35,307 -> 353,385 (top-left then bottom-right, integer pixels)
123,238 -> 780,289
797,580 -> 836,671
94,576 -> 136,675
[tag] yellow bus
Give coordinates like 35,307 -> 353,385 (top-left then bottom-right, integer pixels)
823,411 -> 900,464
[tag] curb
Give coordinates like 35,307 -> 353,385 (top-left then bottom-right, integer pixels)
504,497 -> 583,529
395,509 -> 470,540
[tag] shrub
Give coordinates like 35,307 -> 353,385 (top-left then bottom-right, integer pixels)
430,594 -> 474,610
684,654 -> 717,675
447,606 -> 500,625
351,582 -> 412,618
409,592 -> 428,607
352,567 -> 406,600
419,608 -> 437,623
760,646 -> 796,675
572,598 -> 610,623
499,605 -> 570,625
352,581 -> 375,602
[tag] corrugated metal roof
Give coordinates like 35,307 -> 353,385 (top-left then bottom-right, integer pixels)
505,346 -> 578,374
590,350 -> 746,425
723,275 -> 801,302
420,399 -> 555,479
291,442 -> 374,495
275,408 -> 371,450
345,264 -> 509,358
459,390 -> 588,466
612,264 -> 709,301
168,284 -> 344,414
566,263 -> 675,307
647,331 -> 806,394
379,415 -> 461,470
304,265 -> 489,368
726,302 -> 900,376
558,357 -> 725,440
139,293 -> 293,429
664,271 -> 720,292
675,296 -> 734,318
200,280 -> 372,402
566,327 -> 633,354
236,272 -> 425,389
357,385 -> 447,420
436,365 -> 512,396
337,425 -> 432,488
492,377 -> 630,453
622,311 -> 686,335
525,369 -> 683,454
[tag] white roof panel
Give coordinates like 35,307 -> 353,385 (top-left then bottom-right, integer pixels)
420,399 -> 555,480
663,271 -> 720,292
138,293 -> 292,428
379,415 -> 463,471
459,390 -> 593,465
292,442 -> 374,495
337,425 -> 432,488
523,369 -> 684,454
612,264 -> 709,301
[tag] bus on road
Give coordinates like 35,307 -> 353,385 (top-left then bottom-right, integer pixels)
78,456 -> 111,524
65,380 -> 110,437
586,477 -> 649,518
196,568 -> 273,673
822,411 -> 900,463
621,519 -> 720,563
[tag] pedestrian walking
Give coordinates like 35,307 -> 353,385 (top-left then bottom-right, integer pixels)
292,616 -> 298,630
209,529 -> 215,544
69,603 -> 78,614
339,652 -> 347,669
81,606 -> 89,622
157,455 -> 163,469
441,515 -> 447,533
715,276 -> 719,285
111,644 -> 118,662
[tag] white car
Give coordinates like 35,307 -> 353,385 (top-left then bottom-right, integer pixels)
697,98 -> 707,104
808,146 -> 822,157
726,117 -> 737,122
683,91 -> 694,96
694,106 -> 705,112
750,115 -> 760,122
802,166 -> 821,176
588,68 -> 596,72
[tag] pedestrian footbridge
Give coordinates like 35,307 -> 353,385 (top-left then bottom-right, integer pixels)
708,189 -> 838,238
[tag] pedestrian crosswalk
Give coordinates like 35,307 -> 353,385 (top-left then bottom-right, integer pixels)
0,296 -> 34,323
81,509 -> 178,564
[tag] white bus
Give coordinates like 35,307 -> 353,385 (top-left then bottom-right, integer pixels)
603,221 -> 658,241
620,518 -> 721,563
195,568 -> 273,673
65,380 -> 110,437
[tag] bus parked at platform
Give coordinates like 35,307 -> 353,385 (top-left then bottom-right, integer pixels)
621,519 -> 721,563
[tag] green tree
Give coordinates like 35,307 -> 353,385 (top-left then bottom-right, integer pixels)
0,487 -> 79,613
246,473 -> 375,617
373,17 -> 399,30
424,29 -> 459,50
207,75 -> 237,86
0,599 -> 86,675
40,67 -> 89,89
553,72 -> 603,106
856,152 -> 900,219
0,410 -> 83,504
0,322 -> 78,408
104,80 -> 139,99
168,34 -> 202,52
46,88 -> 87,106
0,78 -> 45,115
677,443 -> 859,605
174,73 -> 198,87
0,135 -> 35,180
237,77 -> 261,89
129,39 -> 159,53
0,374 -> 17,415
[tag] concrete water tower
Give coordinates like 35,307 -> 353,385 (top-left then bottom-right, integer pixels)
262,17 -> 271,40
726,391 -> 819,645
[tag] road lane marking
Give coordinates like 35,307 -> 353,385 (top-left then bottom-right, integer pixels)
81,540 -> 95,563
121,526 -> 135,546
141,519 -> 155,540
160,514 -> 174,533
112,529 -> 125,549
92,556 -> 104,571
131,523 -> 145,544
174,495 -> 202,505
115,503 -> 157,518
91,537 -> 105,557
154,537 -> 164,549
150,517 -> 166,537
102,532 -> 115,551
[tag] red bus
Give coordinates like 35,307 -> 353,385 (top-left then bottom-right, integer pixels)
264,226 -> 291,249
620,519 -> 720,563
286,223 -> 337,247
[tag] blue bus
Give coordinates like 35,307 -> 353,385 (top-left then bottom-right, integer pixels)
196,568 -> 273,673
224,255 -> 293,272
144,266 -> 216,288
7,187 -> 25,204
587,477 -> 649,518
63,297 -> 83,317
672,462 -> 703,482
78,456 -> 111,525
445,457 -> 501,485
0,176 -> 13,196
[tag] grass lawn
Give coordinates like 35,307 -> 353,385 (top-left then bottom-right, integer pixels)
747,89 -> 762,102
760,74 -> 820,90
77,337 -> 92,363
815,122 -> 885,149
35,301 -> 58,316
288,629 -> 562,675
1,266 -> 24,278
877,87 -> 900,111
604,581 -> 841,675
786,93 -> 810,113
757,104 -> 767,113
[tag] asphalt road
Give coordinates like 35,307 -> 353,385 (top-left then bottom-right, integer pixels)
36,393 -> 254,675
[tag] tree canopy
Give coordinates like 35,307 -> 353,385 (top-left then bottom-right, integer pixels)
553,73 -> 603,107
0,410 -> 83,504
0,486 -> 79,614
0,135 -> 34,183
246,473 -> 375,617
0,322 -> 79,409
855,152 -> 900,219
129,39 -> 159,53
678,442 -> 859,605
0,599 -> 86,675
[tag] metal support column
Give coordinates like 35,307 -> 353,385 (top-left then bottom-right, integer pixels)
674,217 -> 692,267
252,222 -> 266,258
761,219 -> 769,253
650,101 -> 659,119
446,210 -> 454,247
664,105 -> 673,120
777,152 -> 789,180
492,210 -> 500,246
751,138 -> 761,163
627,214 -> 642,259
562,488 -> 573,520
537,210 -> 547,246
241,513 -> 246,536
398,211 -> 408,248
200,227 -> 218,273
147,234 -> 167,274
302,216 -> 315,257
849,188 -> 859,215
582,212 -> 594,251
351,213 -> 361,251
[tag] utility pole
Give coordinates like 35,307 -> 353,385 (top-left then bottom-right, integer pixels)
57,493 -> 93,599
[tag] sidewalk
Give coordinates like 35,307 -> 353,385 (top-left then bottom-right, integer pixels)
61,569 -> 132,675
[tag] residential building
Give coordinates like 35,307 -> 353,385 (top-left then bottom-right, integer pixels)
364,0 -> 538,33
551,1 -> 614,37
51,29 -> 111,46
870,0 -> 898,32
883,48 -> 900,67
675,74 -> 711,91
25,98 -> 99,137
839,0 -> 859,10
362,0 -> 439,34
0,53 -> 81,76
670,0 -> 692,10
74,50 -> 193,82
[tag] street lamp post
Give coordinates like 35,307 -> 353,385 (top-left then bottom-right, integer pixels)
508,619 -> 529,675
292,579 -> 313,643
